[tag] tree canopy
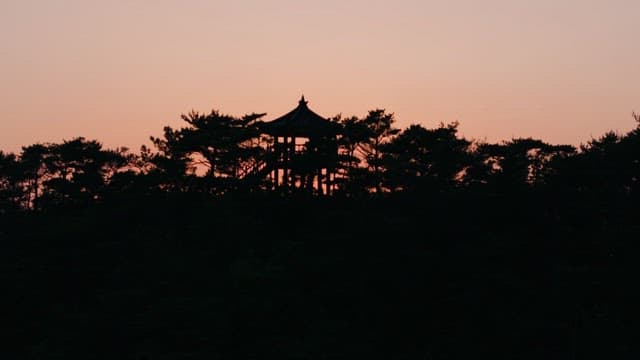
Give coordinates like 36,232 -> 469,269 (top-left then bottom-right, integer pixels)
1,106 -> 639,210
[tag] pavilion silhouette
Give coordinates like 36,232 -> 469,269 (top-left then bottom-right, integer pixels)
245,96 -> 341,195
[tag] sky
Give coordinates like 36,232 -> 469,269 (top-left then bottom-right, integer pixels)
1,0 -> 639,153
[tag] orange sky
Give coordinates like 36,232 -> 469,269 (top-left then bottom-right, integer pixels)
1,0 -> 638,153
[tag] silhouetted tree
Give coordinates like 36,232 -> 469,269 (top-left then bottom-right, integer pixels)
382,122 -> 471,192
329,115 -> 367,196
35,138 -> 129,207
18,144 -> 50,210
333,115 -> 366,170
0,151 -> 21,212
559,114 -> 640,195
148,127 -> 199,192
357,109 -> 400,193
623,112 -> 640,194
473,138 -> 575,190
150,110 -> 266,194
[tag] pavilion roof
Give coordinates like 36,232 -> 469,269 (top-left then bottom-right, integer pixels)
260,96 -> 340,137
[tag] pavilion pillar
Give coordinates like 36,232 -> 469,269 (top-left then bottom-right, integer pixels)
283,136 -> 289,189
274,168 -> 278,189
325,168 -> 330,196
291,136 -> 296,189
273,138 -> 279,189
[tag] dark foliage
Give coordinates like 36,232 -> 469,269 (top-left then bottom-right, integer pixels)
1,108 -> 639,359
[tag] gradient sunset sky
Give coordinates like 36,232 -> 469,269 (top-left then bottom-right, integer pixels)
1,0 -> 638,153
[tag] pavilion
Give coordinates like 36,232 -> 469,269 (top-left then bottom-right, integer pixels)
257,96 -> 341,195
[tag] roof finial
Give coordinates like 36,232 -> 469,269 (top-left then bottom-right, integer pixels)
299,94 -> 308,106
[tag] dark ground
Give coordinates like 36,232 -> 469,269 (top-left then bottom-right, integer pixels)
2,191 -> 639,359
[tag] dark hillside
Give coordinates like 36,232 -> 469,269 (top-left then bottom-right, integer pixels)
2,192 -> 638,359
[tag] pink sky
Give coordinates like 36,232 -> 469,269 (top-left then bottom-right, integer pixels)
1,0 -> 638,153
